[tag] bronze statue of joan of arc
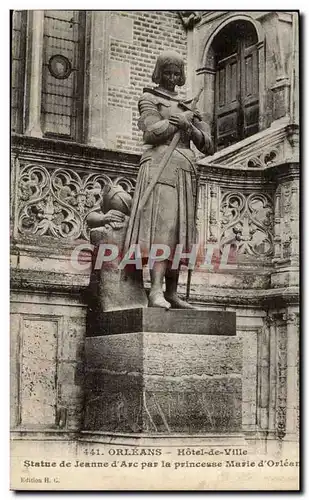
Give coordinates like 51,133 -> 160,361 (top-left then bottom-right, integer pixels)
124,51 -> 213,309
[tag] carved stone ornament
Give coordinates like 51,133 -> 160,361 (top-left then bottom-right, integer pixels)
246,148 -> 280,168
200,122 -> 297,169
282,312 -> 299,325
265,315 -> 277,327
220,191 -> 274,257
17,163 -> 135,241
177,11 -> 201,29
276,325 -> 287,440
281,182 -> 296,258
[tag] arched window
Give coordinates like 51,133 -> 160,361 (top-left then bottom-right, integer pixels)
210,21 -> 259,150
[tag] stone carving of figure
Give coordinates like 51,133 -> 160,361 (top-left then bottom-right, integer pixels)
124,51 -> 213,309
86,184 -> 147,326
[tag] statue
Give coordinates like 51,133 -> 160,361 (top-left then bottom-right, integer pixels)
86,184 -> 147,323
124,51 -> 213,309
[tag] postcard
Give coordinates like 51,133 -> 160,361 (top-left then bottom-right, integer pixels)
10,9 -> 299,491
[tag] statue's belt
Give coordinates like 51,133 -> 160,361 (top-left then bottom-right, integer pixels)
140,147 -> 198,188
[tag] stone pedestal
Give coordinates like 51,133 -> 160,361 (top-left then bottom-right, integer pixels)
84,308 -> 240,434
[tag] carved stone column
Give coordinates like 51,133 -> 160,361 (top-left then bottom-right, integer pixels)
24,10 -> 44,138
273,185 -> 282,259
289,182 -> 299,261
266,310 -> 299,448
284,311 -> 299,438
267,314 -> 277,436
275,315 -> 287,440
257,40 -> 267,130
258,319 -> 270,430
208,184 -> 219,243
290,12 -> 299,124
201,68 -> 216,126
84,11 -> 110,148
271,164 -> 299,288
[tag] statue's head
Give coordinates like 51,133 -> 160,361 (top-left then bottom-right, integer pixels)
100,184 -> 132,215
152,51 -> 186,91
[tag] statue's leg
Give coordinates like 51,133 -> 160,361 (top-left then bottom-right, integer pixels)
149,261 -> 171,309
165,265 -> 196,309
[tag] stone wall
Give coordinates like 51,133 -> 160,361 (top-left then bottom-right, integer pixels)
10,291 -> 86,431
99,11 -> 187,152
10,285 -> 299,444
10,135 -> 299,444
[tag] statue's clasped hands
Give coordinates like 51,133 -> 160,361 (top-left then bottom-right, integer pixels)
169,109 -> 202,132
169,110 -> 194,131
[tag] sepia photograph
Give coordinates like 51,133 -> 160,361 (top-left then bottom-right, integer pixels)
10,9 -> 300,491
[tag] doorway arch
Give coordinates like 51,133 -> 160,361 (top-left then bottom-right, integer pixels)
200,16 -> 265,151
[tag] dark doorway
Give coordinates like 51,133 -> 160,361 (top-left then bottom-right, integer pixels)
212,20 -> 259,150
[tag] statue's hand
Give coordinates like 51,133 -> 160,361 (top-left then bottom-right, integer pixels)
193,110 -> 202,121
169,111 -> 194,131
104,209 -> 125,224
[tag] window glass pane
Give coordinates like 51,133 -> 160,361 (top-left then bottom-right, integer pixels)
41,10 -> 85,140
44,113 -> 71,135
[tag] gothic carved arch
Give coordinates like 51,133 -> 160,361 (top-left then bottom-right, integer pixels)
200,14 -> 265,68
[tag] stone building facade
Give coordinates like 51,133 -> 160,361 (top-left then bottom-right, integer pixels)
11,11 -> 299,451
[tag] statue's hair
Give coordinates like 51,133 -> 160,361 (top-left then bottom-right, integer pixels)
152,51 -> 186,87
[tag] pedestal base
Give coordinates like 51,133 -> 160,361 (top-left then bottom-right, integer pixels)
86,307 -> 236,336
84,308 -> 240,434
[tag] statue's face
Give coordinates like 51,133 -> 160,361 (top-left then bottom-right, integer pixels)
160,63 -> 182,92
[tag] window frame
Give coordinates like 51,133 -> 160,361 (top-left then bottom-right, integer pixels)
11,10 -> 28,134
41,10 -> 87,143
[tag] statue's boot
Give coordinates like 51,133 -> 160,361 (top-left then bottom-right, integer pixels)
148,291 -> 171,310
164,294 -> 197,309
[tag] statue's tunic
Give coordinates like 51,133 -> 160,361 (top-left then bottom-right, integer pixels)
125,87 -> 212,262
